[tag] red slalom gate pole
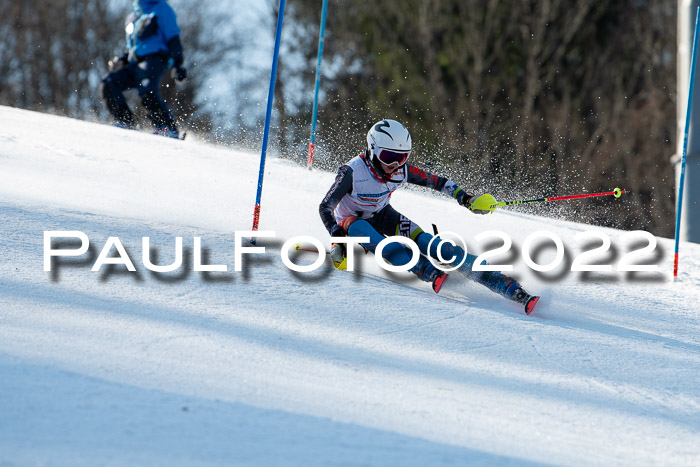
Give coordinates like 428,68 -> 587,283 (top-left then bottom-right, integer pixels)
307,142 -> 316,167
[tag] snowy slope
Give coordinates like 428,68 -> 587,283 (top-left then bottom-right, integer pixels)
1,106 -> 699,466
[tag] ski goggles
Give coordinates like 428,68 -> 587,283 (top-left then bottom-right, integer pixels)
377,149 -> 410,166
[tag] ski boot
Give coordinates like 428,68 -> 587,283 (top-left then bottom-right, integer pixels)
412,258 -> 448,293
510,287 -> 540,315
153,125 -> 179,139
431,270 -> 448,293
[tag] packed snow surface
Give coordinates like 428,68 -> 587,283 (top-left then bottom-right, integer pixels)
1,106 -> 699,465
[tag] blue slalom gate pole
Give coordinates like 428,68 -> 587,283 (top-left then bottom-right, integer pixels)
252,0 -> 286,235
306,0 -> 328,168
674,7 -> 700,279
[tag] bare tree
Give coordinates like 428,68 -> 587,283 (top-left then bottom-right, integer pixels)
0,0 -> 247,140
283,0 -> 676,236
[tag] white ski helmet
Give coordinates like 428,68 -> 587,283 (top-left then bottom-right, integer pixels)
367,119 -> 412,168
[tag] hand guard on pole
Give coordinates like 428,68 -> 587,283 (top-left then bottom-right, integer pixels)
468,194 -> 498,214
457,191 -> 496,215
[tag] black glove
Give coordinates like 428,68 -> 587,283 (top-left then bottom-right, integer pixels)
107,54 -> 128,72
455,189 -> 474,208
329,225 -> 346,270
171,66 -> 187,83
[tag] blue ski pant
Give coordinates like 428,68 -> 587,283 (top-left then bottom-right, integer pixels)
345,205 -> 520,297
100,54 -> 176,130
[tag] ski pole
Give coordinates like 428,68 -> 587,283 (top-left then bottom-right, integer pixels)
494,187 -> 626,208
295,244 -> 330,255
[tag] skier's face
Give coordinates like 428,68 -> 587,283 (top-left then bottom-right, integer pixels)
380,160 -> 401,174
376,148 -> 409,174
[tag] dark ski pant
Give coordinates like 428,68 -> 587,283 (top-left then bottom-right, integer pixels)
344,205 -> 520,298
100,55 -> 176,130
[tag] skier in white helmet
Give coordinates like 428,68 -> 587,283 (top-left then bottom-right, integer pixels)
319,119 -> 540,314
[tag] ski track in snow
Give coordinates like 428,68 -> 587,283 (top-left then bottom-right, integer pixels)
0,106 -> 699,466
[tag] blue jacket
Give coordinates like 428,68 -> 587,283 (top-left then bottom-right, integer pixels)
125,0 -> 180,62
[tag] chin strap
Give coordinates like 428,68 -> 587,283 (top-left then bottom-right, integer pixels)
362,151 -> 405,183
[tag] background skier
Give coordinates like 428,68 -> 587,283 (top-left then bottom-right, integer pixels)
100,0 -> 187,138
319,119 -> 540,314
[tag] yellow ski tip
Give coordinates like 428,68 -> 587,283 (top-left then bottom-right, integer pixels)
333,257 -> 347,271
